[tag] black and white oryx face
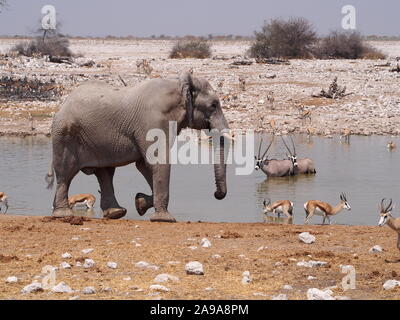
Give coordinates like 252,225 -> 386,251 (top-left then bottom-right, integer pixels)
378,198 -> 393,227
282,136 -> 298,168
340,192 -> 351,210
255,137 -> 274,170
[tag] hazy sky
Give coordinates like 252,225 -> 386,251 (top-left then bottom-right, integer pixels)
0,0 -> 399,37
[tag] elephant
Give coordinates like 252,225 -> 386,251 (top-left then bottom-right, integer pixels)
45,72 -> 230,222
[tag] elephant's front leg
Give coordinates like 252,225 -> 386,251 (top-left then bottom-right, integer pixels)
95,167 -> 127,219
149,163 -> 176,223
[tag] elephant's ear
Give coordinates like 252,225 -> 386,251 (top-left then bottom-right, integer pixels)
179,71 -> 194,127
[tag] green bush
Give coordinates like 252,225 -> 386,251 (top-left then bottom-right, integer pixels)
169,40 -> 211,59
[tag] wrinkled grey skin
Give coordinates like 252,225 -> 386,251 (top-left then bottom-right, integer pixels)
46,72 -> 229,222
255,158 -> 294,177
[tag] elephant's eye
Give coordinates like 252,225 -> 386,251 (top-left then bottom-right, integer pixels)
211,101 -> 218,109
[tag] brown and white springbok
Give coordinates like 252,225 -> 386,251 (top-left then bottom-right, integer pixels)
0,192 -> 8,214
304,192 -> 351,225
378,198 -> 400,262
68,194 -> 96,209
263,198 -> 293,218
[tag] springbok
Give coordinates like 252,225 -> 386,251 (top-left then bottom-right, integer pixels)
255,137 -> 296,177
387,141 -> 396,150
68,194 -> 96,209
282,136 -> 316,175
263,198 -> 293,218
0,192 -> 8,214
304,193 -> 351,225
340,128 -> 351,143
378,198 -> 400,262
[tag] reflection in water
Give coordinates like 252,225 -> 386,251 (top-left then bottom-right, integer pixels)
1,134 -> 400,225
263,214 -> 293,225
72,208 -> 97,218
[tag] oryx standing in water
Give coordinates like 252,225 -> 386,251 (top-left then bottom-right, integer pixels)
0,192 -> 8,214
254,137 -> 297,177
281,136 -> 316,175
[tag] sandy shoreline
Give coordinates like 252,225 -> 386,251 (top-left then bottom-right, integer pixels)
1,39 -> 400,137
0,214 -> 399,300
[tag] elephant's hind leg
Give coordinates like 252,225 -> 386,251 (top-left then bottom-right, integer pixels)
135,159 -> 154,216
95,167 -> 126,219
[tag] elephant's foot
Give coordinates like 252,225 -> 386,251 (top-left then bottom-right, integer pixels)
103,207 -> 127,220
135,193 -> 153,216
150,211 -> 176,223
52,207 -> 75,218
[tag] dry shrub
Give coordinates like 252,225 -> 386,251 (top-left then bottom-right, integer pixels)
249,17 -> 317,59
315,31 -> 386,60
11,36 -> 72,57
169,40 -> 211,59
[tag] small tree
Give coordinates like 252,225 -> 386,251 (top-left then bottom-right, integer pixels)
315,31 -> 385,59
249,17 -> 317,59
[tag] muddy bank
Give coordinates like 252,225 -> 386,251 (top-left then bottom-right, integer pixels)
0,39 -> 400,137
0,215 -> 399,300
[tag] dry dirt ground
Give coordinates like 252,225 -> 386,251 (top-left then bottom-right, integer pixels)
0,215 -> 399,300
0,39 -> 400,136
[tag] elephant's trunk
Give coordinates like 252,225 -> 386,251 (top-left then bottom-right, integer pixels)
211,110 -> 229,200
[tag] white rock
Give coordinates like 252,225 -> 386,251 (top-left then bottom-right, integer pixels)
299,232 -> 316,244
307,288 -> 335,300
167,261 -> 180,265
185,261 -> 204,275
211,254 -> 221,259
242,271 -> 251,285
188,246 -> 198,250
83,286 -> 96,294
253,292 -> 267,297
83,259 -> 95,268
149,285 -> 170,292
283,285 -> 293,290
257,246 -> 267,251
81,248 -> 94,254
107,262 -> 118,269
52,282 -> 73,293
297,260 -> 327,268
383,279 -> 400,290
69,296 -> 80,300
238,254 -> 246,259
200,238 -> 212,248
123,277 -> 132,281
60,262 -> 71,269
204,287 -> 214,291
61,252 -> 72,259
6,276 -> 18,283
369,245 -> 383,253
135,261 -> 150,268
76,262 -> 82,267
154,274 -> 179,283
272,294 -> 288,300
307,276 -> 317,280
21,282 -> 43,294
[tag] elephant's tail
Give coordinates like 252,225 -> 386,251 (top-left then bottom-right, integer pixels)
45,160 -> 55,189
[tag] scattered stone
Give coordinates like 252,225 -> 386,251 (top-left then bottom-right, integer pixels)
82,286 -> 96,295
204,287 -> 214,291
81,248 -> 94,254
21,282 -> 43,294
69,296 -> 80,300
307,276 -> 317,280
123,277 -> 132,281
272,294 -> 288,300
188,246 -> 198,250
107,262 -> 118,269
60,262 -> 71,269
253,292 -> 267,297
200,238 -> 212,248
369,245 -> 383,253
242,271 -> 251,285
307,288 -> 335,300
101,287 -> 113,293
52,282 -> 73,294
185,261 -> 204,275
61,252 -> 72,259
283,285 -> 293,290
299,232 -> 316,244
6,276 -> 18,283
297,260 -> 327,268
238,254 -> 246,259
211,254 -> 221,259
154,274 -> 179,283
149,285 -> 170,292
383,280 -> 400,290
257,246 -> 267,252
135,261 -> 150,268
167,261 -> 180,265
76,262 -> 82,267
83,259 -> 95,269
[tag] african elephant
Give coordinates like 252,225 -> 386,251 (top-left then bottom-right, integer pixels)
46,72 -> 229,222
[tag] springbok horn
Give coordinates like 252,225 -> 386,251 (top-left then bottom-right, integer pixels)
386,198 -> 393,212
381,198 -> 386,211
281,136 -> 293,157
261,137 -> 275,160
